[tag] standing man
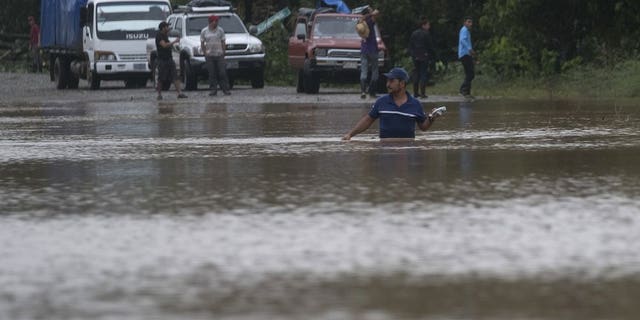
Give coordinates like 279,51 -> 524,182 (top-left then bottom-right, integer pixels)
408,17 -> 435,99
155,21 -> 187,100
358,7 -> 380,99
458,16 -> 475,99
201,15 -> 230,96
27,16 -> 42,73
342,67 -> 444,141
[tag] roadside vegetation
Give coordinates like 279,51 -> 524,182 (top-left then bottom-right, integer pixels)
2,0 -> 639,100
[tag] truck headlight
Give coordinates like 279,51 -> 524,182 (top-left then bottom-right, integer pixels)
248,43 -> 264,53
193,46 -> 204,56
95,51 -> 117,61
314,48 -> 328,57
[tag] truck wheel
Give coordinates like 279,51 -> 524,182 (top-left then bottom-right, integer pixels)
303,72 -> 319,94
88,70 -> 101,90
303,59 -> 319,94
251,69 -> 264,88
296,70 -> 304,93
54,57 -> 69,89
137,77 -> 148,88
68,74 -> 80,89
183,59 -> 197,91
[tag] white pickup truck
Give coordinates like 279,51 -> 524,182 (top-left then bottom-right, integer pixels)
147,5 -> 266,91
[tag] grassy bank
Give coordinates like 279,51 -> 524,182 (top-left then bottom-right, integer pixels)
426,59 -> 640,100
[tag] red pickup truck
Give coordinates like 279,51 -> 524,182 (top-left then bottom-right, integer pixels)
288,8 -> 389,94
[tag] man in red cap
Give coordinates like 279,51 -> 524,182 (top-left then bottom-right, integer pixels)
200,15 -> 230,96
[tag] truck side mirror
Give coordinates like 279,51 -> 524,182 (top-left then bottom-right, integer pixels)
80,7 -> 87,26
248,25 -> 258,35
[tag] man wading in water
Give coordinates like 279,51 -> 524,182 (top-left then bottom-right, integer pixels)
342,67 -> 445,141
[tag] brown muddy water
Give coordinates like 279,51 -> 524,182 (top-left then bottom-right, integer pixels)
1,99 -> 640,320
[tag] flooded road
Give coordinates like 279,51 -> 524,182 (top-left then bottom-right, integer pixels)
2,98 -> 640,319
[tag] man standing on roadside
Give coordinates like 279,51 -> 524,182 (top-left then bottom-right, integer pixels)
155,21 -> 187,100
28,16 -> 42,73
358,7 -> 380,99
408,17 -> 435,99
458,17 -> 475,100
201,15 -> 230,96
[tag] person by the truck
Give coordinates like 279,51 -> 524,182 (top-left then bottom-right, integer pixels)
358,7 -> 379,99
200,15 -> 231,96
27,16 -> 42,73
155,21 -> 187,100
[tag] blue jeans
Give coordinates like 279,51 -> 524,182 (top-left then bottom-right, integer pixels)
360,52 -> 379,94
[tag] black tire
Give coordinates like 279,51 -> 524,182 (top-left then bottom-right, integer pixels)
183,59 -> 197,91
68,74 -> 80,89
251,68 -> 264,88
227,75 -> 235,89
137,77 -> 148,88
302,59 -> 319,94
296,70 -> 304,93
88,70 -> 100,90
54,57 -> 69,90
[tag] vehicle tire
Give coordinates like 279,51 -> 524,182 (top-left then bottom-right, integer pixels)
303,59 -> 319,94
296,70 -> 304,93
183,59 -> 197,91
68,74 -> 80,89
88,70 -> 101,90
54,57 -> 69,90
137,77 -> 148,88
227,75 -> 235,89
251,68 -> 264,88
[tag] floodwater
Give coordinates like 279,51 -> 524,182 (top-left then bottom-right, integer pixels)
1,98 -> 640,320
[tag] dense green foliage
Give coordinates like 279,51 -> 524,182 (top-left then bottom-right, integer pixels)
2,0 -> 639,96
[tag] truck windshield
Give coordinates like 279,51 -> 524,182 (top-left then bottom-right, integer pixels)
96,2 -> 171,40
312,16 -> 362,39
186,15 -> 247,36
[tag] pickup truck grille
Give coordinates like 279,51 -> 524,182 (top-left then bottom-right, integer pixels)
328,49 -> 360,59
226,44 -> 248,51
118,54 -> 147,62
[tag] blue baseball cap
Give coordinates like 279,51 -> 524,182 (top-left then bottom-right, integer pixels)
383,67 -> 410,82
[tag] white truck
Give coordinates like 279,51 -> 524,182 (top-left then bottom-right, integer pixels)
40,0 -> 172,89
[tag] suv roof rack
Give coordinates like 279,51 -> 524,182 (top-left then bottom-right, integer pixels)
173,5 -> 234,14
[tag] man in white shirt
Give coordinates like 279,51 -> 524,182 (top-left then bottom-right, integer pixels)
201,15 -> 230,96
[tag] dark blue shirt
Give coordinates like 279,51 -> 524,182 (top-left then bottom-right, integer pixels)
368,93 -> 426,138
360,18 -> 377,54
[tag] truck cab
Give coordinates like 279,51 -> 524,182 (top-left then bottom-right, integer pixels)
42,0 -> 172,90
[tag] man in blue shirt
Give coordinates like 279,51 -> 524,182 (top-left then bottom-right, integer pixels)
342,67 -> 442,141
458,17 -> 476,99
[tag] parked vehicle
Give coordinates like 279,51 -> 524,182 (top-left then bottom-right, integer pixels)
40,0 -> 172,90
288,7 -> 389,94
146,4 -> 266,91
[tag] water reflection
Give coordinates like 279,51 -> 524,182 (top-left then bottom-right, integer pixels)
1,99 -> 640,319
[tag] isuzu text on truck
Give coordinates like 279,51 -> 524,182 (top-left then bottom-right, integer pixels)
41,0 -> 171,89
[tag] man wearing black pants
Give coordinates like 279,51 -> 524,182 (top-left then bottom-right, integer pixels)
458,17 -> 475,99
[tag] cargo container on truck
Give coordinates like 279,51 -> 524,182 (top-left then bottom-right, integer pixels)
40,0 -> 172,89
